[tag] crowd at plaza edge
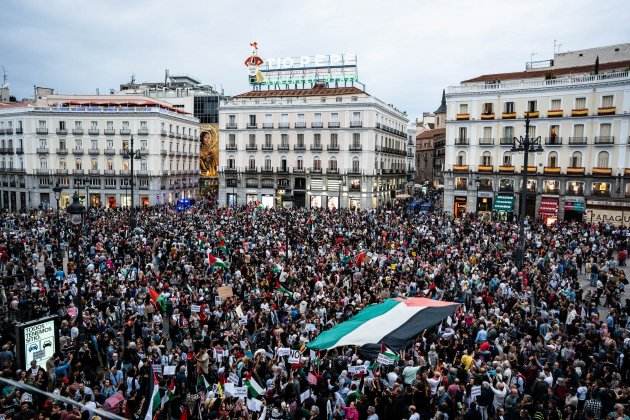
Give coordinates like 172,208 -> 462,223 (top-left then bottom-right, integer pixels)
1,197 -> 630,420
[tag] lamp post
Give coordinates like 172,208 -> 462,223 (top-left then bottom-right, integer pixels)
67,192 -> 85,333
123,135 -> 141,230
510,115 -> 543,269
53,183 -> 63,266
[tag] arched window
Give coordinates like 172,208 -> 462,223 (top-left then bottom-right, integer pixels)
352,157 -> 360,173
502,152 -> 512,166
248,155 -> 256,170
597,151 -> 609,168
313,156 -> 321,171
547,152 -> 558,168
328,156 -> 337,171
457,151 -> 466,165
264,155 -> 271,170
571,151 -> 582,167
227,154 -> 235,169
481,151 -> 492,166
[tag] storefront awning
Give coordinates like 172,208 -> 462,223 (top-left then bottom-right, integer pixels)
565,200 -> 585,212
539,197 -> 559,216
493,194 -> 514,212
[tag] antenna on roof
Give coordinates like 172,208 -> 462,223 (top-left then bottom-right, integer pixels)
1,66 -> 7,88
130,73 -> 136,85
553,40 -> 562,55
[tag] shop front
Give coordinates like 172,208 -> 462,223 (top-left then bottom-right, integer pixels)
585,200 -> 630,226
454,196 -> 467,218
564,199 -> 585,222
493,194 -> 514,221
476,192 -> 493,221
246,194 -> 259,205
261,194 -> 274,208
106,195 -> 116,208
310,194 -> 325,209
539,196 -> 559,226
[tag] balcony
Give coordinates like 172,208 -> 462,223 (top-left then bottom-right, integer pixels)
73,169 -> 84,175
119,148 -> 130,155
279,122 -> 290,129
56,128 -> 68,135
36,168 -> 51,175
328,122 -> 340,128
293,144 -> 306,151
104,148 -> 115,155
545,137 -> 563,146
568,136 -> 588,145
477,165 -> 493,173
566,167 -> 585,175
452,165 -> 469,173
72,148 -> 84,155
261,144 -> 274,151
310,168 -> 322,174
36,147 -> 49,154
119,170 -> 131,176
54,147 -> 68,155
454,182 -> 468,191
15,147 -> 23,154
247,123 -> 258,129
277,144 -> 290,151
138,128 -> 149,135
594,136 -> 614,145
498,165 -> 515,173
89,169 -> 101,176
480,113 -> 495,120
310,145 -> 323,151
592,167 -> 612,176
261,167 -> 274,173
524,111 -> 539,118
501,112 -> 516,119
263,123 -> 274,129
245,167 -> 258,173
88,128 -> 100,135
455,113 -> 470,121
311,122 -> 324,128
454,138 -> 469,146
327,168 -> 339,174
348,145 -> 362,151
571,108 -> 588,117
245,144 -> 258,151
119,128 -> 131,135
349,120 -> 363,128
293,167 -> 305,173
522,165 -> 537,173
226,144 -> 237,151
15,128 -> 23,134
104,169 -> 116,176
103,128 -> 115,135
88,148 -> 100,155
547,109 -> 564,118
72,128 -> 83,135
597,106 -> 616,116
591,189 -> 611,197
327,145 -> 339,152
294,122 -> 306,128
543,166 -> 561,174
225,123 -> 238,130
499,137 -> 514,146
478,137 -> 494,146
137,170 -> 149,177
276,166 -> 289,174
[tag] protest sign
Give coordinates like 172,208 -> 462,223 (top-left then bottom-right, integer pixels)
217,286 -> 233,299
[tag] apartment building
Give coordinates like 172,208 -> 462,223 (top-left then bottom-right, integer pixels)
443,44 -> 630,224
0,95 -> 199,210
218,86 -> 409,209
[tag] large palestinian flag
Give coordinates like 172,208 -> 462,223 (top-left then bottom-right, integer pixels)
308,297 -> 459,352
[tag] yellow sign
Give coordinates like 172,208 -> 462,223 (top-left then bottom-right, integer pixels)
200,123 -> 218,178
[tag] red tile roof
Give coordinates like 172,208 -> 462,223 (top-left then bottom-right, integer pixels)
462,60 -> 630,83
416,128 -> 445,140
233,86 -> 366,98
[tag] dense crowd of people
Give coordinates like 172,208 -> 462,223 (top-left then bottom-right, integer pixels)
1,197 -> 630,420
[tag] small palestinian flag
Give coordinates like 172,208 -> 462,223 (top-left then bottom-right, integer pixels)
245,375 -> 264,398
208,253 -> 229,270
148,288 -> 168,313
216,240 -> 228,255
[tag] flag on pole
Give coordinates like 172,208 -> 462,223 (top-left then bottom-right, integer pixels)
244,374 -> 264,398
355,251 -> 367,266
217,240 -> 229,255
161,379 -> 175,409
145,373 -> 161,420
208,253 -> 229,270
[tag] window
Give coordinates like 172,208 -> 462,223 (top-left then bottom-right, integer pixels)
592,182 -> 610,196
265,134 -> 272,147
107,121 -> 113,130
297,113 -> 305,122
281,134 -> 288,147
456,151 -> 466,165
455,177 -> 467,190
500,179 -> 514,191
573,124 -> 584,138
140,121 -> 147,129
264,157 -> 272,170
527,100 -> 537,112
571,151 -> 582,167
39,138 -> 47,148
90,121 -> 97,129
107,159 -> 113,170
544,180 -> 559,193
107,139 -> 113,149
122,121 -> 129,129
602,95 -> 614,108
459,104 -> 468,113
297,157 -> 303,170
75,159 -> 82,170
314,134 -> 321,147
575,97 -> 586,109
297,134 -> 304,147
458,127 -> 467,139
249,115 -> 256,126
75,138 -> 82,149
503,126 -> 514,139
331,112 -> 339,122
39,158 -> 47,169
351,111 -> 360,122
600,123 -> 611,137
248,134 -> 256,147
228,134 -> 236,147
352,133 -> 360,147
39,120 -> 47,129
59,139 -> 66,149
330,133 -> 338,147
483,127 -> 492,139
527,125 -> 536,139
91,139 -> 98,149
281,113 -> 288,123
328,157 -> 337,170
335,97 -> 342,103
551,99 -> 561,109
352,157 -> 360,173
482,103 -> 493,114
59,159 -> 66,169
597,151 -> 609,168
504,102 -> 515,113
59,121 -> 66,130
567,181 -> 584,196
122,160 -> 129,171
265,114 -> 272,123
140,160 -> 147,171
503,152 -> 512,166
481,151 -> 492,166
228,115 -> 236,125
549,125 -> 559,143
313,157 -> 321,170
248,156 -> 256,170
91,159 -> 98,170
547,152 -> 558,168
228,158 -> 235,169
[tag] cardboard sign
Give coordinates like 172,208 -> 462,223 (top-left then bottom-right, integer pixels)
217,286 -> 234,299
276,347 -> 290,357
191,305 -> 201,313
305,323 -> 316,332
228,373 -> 239,384
163,365 -> 176,376
300,389 -> 311,402
233,386 -> 248,399
288,350 -> 301,365
377,353 -> 395,366
348,365 -> 368,375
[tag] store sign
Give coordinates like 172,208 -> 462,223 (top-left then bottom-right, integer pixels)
17,317 -> 58,370
257,53 -> 359,87
586,208 -> 630,226
263,53 -> 357,70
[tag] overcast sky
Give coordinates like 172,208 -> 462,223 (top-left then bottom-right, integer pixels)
1,0 -> 629,119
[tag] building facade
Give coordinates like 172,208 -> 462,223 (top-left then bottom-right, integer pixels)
406,124 -> 416,183
415,130 -> 434,183
443,44 -> 630,223
0,95 -> 199,211
217,86 -> 409,209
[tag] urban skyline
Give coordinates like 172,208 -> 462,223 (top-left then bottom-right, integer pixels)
2,0 -> 629,117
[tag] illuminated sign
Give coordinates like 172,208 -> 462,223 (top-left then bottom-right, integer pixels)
263,53 -> 357,70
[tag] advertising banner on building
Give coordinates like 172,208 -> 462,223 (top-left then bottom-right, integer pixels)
16,316 -> 59,370
199,123 -> 219,178
586,208 -> 630,226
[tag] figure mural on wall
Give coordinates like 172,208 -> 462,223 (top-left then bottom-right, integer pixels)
199,124 -> 218,177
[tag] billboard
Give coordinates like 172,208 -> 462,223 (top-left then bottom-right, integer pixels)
16,316 -> 59,370
200,123 -> 219,178
258,53 -> 359,87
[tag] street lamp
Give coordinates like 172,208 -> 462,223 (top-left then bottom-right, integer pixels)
510,114 -> 543,269
67,192 -> 85,333
53,183 -> 63,266
123,135 -> 141,230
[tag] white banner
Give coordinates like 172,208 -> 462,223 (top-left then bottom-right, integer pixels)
377,353 -> 395,366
